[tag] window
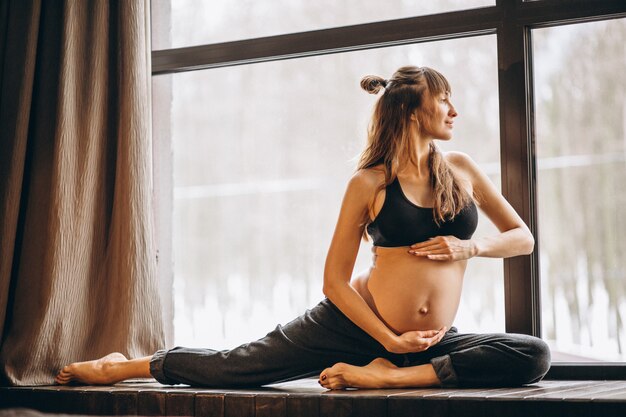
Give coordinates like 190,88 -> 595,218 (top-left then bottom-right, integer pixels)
160,36 -> 502,349
533,18 -> 626,362
152,0 -> 494,50
152,0 -> 626,377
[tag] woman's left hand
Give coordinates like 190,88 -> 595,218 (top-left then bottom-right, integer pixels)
408,236 -> 477,261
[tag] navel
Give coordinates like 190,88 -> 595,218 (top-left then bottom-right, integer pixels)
419,306 -> 429,315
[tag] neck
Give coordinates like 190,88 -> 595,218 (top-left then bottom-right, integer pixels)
401,129 -> 432,178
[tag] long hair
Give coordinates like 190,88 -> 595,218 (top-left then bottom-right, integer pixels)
358,65 -> 472,227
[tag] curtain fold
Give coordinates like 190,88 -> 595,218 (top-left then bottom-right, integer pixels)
0,0 -> 164,386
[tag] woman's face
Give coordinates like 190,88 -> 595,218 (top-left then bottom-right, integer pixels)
422,91 -> 458,140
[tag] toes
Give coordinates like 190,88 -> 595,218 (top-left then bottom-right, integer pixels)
319,367 -> 346,390
55,367 -> 74,385
57,370 -> 72,380
319,367 -> 332,382
327,378 -> 345,390
319,368 -> 330,389
55,376 -> 70,385
319,378 -> 333,390
321,363 -> 350,389
57,374 -> 72,381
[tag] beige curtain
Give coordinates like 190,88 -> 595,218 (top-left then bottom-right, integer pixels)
0,0 -> 164,385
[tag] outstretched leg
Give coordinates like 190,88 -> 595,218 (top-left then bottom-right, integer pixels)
55,353 -> 152,385
56,299 -> 389,387
149,299 -> 389,387
319,357 -> 441,390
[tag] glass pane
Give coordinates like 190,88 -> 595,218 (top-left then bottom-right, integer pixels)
152,0 -> 494,50
159,35 -> 502,349
533,19 -> 626,362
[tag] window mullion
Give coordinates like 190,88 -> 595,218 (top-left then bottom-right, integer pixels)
497,8 -> 541,337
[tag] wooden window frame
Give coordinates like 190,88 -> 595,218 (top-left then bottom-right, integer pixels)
150,0 -> 626,379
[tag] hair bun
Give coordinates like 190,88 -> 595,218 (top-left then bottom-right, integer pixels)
360,75 -> 387,94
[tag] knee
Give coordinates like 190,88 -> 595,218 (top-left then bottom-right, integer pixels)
519,336 -> 551,384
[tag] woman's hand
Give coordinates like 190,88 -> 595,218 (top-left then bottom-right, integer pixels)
408,236 -> 477,261
385,327 -> 447,354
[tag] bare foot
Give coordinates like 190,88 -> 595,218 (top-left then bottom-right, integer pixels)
55,352 -> 129,385
319,357 -> 399,390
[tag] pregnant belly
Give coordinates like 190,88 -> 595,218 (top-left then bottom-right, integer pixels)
353,246 -> 467,334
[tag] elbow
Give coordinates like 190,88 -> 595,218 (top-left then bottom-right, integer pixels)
322,281 -> 336,299
522,230 -> 535,255
322,284 -> 331,298
322,279 -> 348,300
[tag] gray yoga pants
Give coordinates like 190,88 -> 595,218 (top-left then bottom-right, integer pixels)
150,298 -> 551,388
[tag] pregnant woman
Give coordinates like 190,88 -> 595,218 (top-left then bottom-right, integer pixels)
56,65 -> 550,389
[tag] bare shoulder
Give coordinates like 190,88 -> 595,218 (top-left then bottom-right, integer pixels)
349,165 -> 386,192
336,166 -> 386,224
444,151 -> 477,170
444,151 -> 483,179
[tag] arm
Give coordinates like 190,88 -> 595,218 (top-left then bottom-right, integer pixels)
322,171 -> 398,351
464,151 -> 535,258
410,152 -> 534,261
324,171 -> 446,353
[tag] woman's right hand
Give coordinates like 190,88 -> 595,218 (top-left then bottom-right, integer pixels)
385,326 -> 447,354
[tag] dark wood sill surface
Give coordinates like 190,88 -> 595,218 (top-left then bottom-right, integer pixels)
2,378 -> 626,416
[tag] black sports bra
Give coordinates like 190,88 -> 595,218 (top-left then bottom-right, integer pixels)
366,178 -> 478,247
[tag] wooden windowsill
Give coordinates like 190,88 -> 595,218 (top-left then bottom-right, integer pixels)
2,377 -> 626,416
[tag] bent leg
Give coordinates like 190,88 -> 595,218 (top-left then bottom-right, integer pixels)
406,328 -> 552,387
150,299 -> 389,387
